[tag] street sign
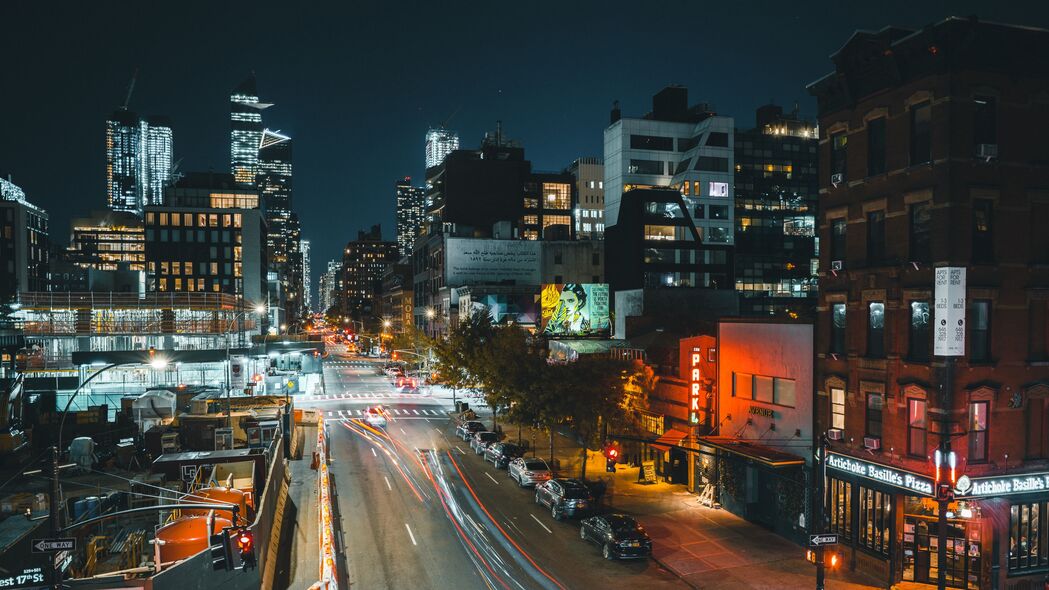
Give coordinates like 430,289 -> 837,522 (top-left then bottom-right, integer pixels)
934,267 -> 966,356
32,538 -> 75,553
0,566 -> 48,588
808,533 -> 840,547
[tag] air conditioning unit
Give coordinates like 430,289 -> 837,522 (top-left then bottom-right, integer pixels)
976,143 -> 998,161
863,436 -> 882,451
826,429 -> 844,441
831,173 -> 844,186
830,260 -> 844,271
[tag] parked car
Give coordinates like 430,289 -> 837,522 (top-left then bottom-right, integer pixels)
364,406 -> 387,429
455,420 -> 486,441
470,431 -> 500,454
507,457 -> 552,487
579,514 -> 652,560
535,478 -> 593,520
484,442 -> 524,468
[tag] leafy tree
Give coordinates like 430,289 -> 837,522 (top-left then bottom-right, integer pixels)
554,355 -> 632,478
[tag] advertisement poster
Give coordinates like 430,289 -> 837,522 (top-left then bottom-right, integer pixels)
540,283 -> 610,337
933,267 -> 966,356
445,238 -> 541,285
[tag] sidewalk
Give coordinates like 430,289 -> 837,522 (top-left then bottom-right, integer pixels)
464,409 -> 882,590
283,424 -> 318,589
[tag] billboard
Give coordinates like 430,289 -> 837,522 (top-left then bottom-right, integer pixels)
933,267 -> 966,356
445,238 -> 541,285
540,283 -> 611,338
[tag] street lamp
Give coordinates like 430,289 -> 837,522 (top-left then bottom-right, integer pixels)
224,304 -> 266,428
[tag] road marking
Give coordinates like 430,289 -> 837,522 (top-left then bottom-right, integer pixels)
327,411 -> 333,417
530,513 -> 553,534
371,448 -> 377,457
484,472 -> 500,485
399,428 -> 407,435
455,446 -> 465,454
384,476 -> 392,491
405,523 -> 418,546
425,418 -> 431,422
413,409 -> 419,415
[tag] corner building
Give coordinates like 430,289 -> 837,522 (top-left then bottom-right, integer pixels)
809,18 -> 1049,589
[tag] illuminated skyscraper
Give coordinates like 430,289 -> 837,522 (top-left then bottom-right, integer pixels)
106,109 -> 145,213
230,74 -> 272,185
301,239 -> 312,312
425,127 -> 459,170
395,177 -> 427,257
144,116 -> 173,206
257,129 -> 293,270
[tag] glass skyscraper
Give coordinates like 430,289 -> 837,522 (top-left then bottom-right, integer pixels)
395,177 -> 427,257
425,127 -> 459,170
106,110 -> 172,215
230,74 -> 272,186
144,116 -> 173,206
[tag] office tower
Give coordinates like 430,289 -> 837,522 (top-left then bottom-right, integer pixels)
230,74 -> 272,186
733,105 -> 818,318
67,210 -> 145,271
144,116 -> 173,206
566,157 -> 604,239
319,260 -> 341,315
0,176 -> 49,300
809,18 -> 1049,589
257,129 -> 293,269
301,239 -> 311,313
106,109 -> 146,213
341,225 -> 398,320
395,177 -> 427,257
425,127 -> 459,170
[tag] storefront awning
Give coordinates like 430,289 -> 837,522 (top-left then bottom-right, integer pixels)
697,436 -> 805,468
650,428 -> 690,452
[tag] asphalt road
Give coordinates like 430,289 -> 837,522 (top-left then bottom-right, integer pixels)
301,353 -> 687,590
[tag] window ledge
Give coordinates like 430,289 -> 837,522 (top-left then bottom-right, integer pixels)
1006,567 -> 1049,578
967,360 -> 998,368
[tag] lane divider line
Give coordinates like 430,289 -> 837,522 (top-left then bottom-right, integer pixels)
384,476 -> 393,491
404,523 -> 418,546
529,513 -> 552,534
484,472 -> 500,485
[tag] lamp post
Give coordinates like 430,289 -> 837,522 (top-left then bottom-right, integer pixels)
225,304 -> 266,428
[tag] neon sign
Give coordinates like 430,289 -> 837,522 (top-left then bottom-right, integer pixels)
689,347 -> 702,425
955,472 -> 1049,498
826,452 -> 934,496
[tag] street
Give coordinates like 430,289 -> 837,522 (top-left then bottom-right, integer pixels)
300,353 -> 687,590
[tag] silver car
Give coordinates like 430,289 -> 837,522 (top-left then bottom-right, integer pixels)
470,431 -> 500,454
507,457 -> 552,488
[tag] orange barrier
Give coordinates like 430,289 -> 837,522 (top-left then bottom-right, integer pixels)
316,417 -> 338,589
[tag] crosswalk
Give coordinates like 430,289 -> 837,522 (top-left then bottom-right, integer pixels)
298,392 -> 431,401
325,360 -> 374,367
327,408 -> 448,418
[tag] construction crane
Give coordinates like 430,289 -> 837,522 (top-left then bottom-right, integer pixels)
121,68 -> 139,110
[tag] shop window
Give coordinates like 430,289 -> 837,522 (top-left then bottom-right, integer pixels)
907,399 -> 927,458
867,118 -> 886,176
968,401 -> 989,463
830,303 -> 847,355
826,477 -> 852,538
969,300 -> 992,362
909,301 -> 931,362
1026,397 -> 1049,459
867,302 -> 885,358
1009,500 -> 1048,572
830,387 -> 846,430
866,393 -> 884,438
910,101 -> 932,165
858,486 -> 891,557
867,211 -> 885,265
909,202 -> 932,263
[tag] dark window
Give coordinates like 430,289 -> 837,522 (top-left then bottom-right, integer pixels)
630,135 -> 674,151
827,477 -> 852,538
909,202 -> 932,263
1008,500 -> 1048,571
831,132 -> 847,180
867,302 -> 885,358
704,132 -> 729,147
693,205 -> 705,219
866,392 -> 884,437
709,205 -> 728,219
910,101 -> 932,165
867,118 -> 886,176
968,401 -> 989,463
830,218 -> 847,262
972,199 -> 994,263
554,275 -> 562,283
867,211 -> 885,265
830,303 -> 846,354
858,486 -> 891,557
907,398 -> 927,457
694,156 -> 729,172
591,253 -> 600,266
1027,397 -> 1049,459
553,253 -> 563,265
973,95 -> 997,148
908,301 -> 931,362
676,137 -> 696,152
628,159 -> 664,175
970,299 -> 992,362
1032,203 -> 1049,264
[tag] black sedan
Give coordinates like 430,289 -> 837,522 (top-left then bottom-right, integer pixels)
579,514 -> 653,560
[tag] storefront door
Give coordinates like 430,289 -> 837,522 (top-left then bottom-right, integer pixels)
902,498 -> 982,589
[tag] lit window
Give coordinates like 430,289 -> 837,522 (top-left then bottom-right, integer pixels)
830,387 -> 845,430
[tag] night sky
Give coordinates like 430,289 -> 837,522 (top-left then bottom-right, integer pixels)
3,1 -> 1048,296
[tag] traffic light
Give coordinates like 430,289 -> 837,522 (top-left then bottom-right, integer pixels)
392,352 -> 398,360
603,442 -> 621,472
209,530 -> 232,571
806,548 -> 843,568
235,528 -> 256,571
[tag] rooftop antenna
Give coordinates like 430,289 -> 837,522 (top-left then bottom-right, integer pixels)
122,68 -> 139,110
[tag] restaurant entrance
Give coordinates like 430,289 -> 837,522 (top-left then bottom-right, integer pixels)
901,497 -> 982,589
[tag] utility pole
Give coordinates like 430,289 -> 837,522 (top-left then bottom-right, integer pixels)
937,357 -> 955,590
49,445 -> 62,590
815,433 -> 827,590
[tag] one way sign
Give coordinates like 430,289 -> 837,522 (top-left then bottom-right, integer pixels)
32,538 -> 76,553
808,533 -> 839,547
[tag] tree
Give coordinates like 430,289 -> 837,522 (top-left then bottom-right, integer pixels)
554,355 -> 632,479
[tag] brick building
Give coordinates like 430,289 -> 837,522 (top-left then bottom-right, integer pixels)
809,17 -> 1049,589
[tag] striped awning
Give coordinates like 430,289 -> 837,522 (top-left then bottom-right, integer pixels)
650,428 -> 690,452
